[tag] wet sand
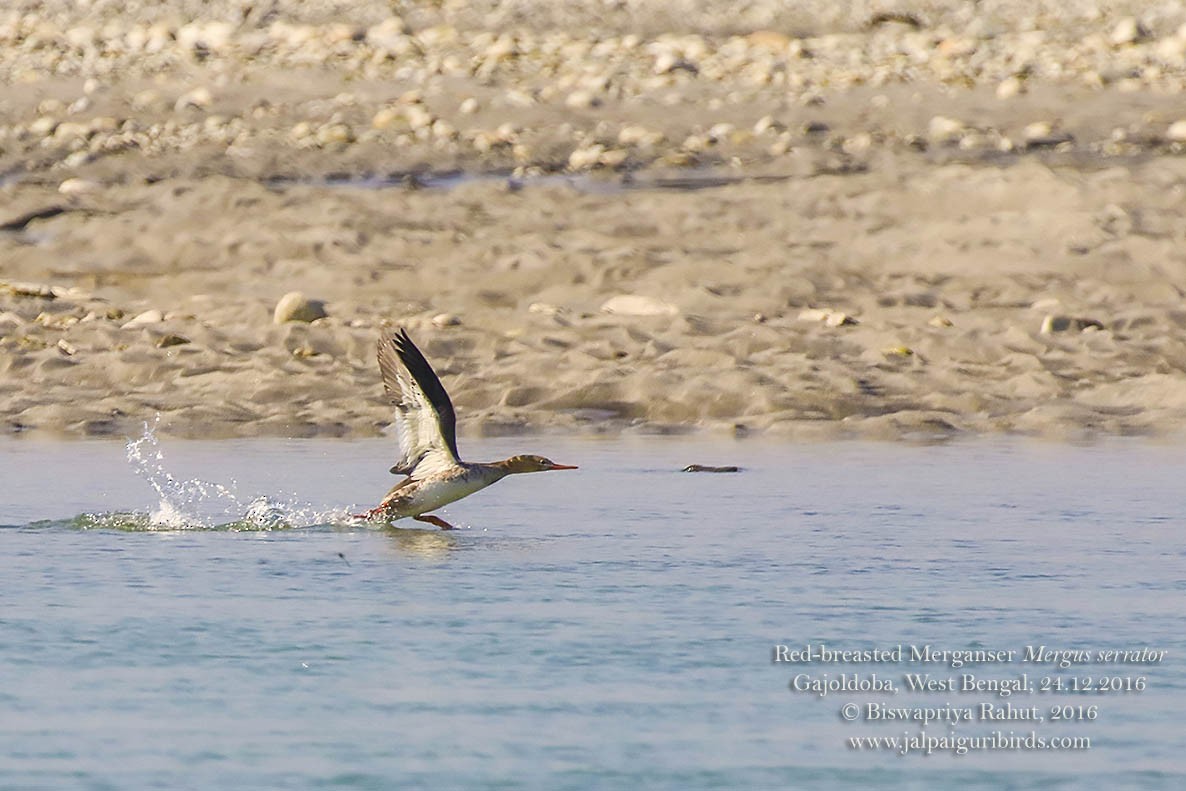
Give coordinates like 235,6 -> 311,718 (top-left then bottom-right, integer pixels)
4,2 -> 1186,440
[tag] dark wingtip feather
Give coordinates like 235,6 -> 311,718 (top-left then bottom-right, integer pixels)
379,327 -> 461,461
376,334 -> 403,402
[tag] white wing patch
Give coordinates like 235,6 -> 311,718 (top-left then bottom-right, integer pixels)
378,332 -> 461,478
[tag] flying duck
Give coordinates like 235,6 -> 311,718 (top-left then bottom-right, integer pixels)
355,328 -> 576,528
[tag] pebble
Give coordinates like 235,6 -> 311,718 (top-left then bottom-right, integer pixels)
798,308 -> 858,327
291,344 -> 318,358
432,313 -> 461,327
927,116 -> 966,145
371,107 -> 401,130
155,333 -> 191,348
63,151 -> 92,168
58,178 -> 101,196
598,148 -> 629,168
1040,315 -> 1105,334
404,105 -> 434,131
568,144 -> 605,170
174,87 -> 213,112
707,122 -> 735,142
177,21 -> 235,53
618,125 -> 662,146
121,309 -> 163,328
315,123 -> 354,146
601,295 -> 679,317
1022,122 -> 1072,148
273,292 -> 328,324
746,30 -> 791,51
1166,120 -> 1186,142
29,116 -> 57,137
5,281 -> 59,299
54,121 -> 89,141
842,133 -> 872,156
654,52 -> 698,75
565,90 -> 601,109
996,76 -> 1025,99
35,311 -> 78,329
1110,17 -> 1147,46
131,89 -> 161,110
367,17 -> 413,56
753,115 -> 778,135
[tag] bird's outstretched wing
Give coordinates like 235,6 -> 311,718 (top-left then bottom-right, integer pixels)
377,328 -> 461,478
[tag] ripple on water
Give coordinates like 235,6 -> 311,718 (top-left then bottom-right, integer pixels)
3,434 -> 1186,788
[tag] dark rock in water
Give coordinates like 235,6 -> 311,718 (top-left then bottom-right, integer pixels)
682,464 -> 740,473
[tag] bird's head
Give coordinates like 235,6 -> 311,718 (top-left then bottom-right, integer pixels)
503,455 -> 579,474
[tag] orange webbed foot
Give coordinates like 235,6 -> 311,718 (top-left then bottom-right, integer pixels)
414,514 -> 456,530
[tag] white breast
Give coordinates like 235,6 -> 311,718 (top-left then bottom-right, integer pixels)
406,474 -> 493,515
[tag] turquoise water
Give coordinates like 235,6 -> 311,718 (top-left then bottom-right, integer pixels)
2,434 -> 1185,789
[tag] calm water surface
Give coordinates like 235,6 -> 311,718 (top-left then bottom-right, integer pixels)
2,434 -> 1184,790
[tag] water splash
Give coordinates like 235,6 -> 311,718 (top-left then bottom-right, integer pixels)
125,419 -> 240,527
95,419 -> 355,531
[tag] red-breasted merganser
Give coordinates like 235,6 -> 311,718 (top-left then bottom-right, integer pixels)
355,328 -> 577,529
